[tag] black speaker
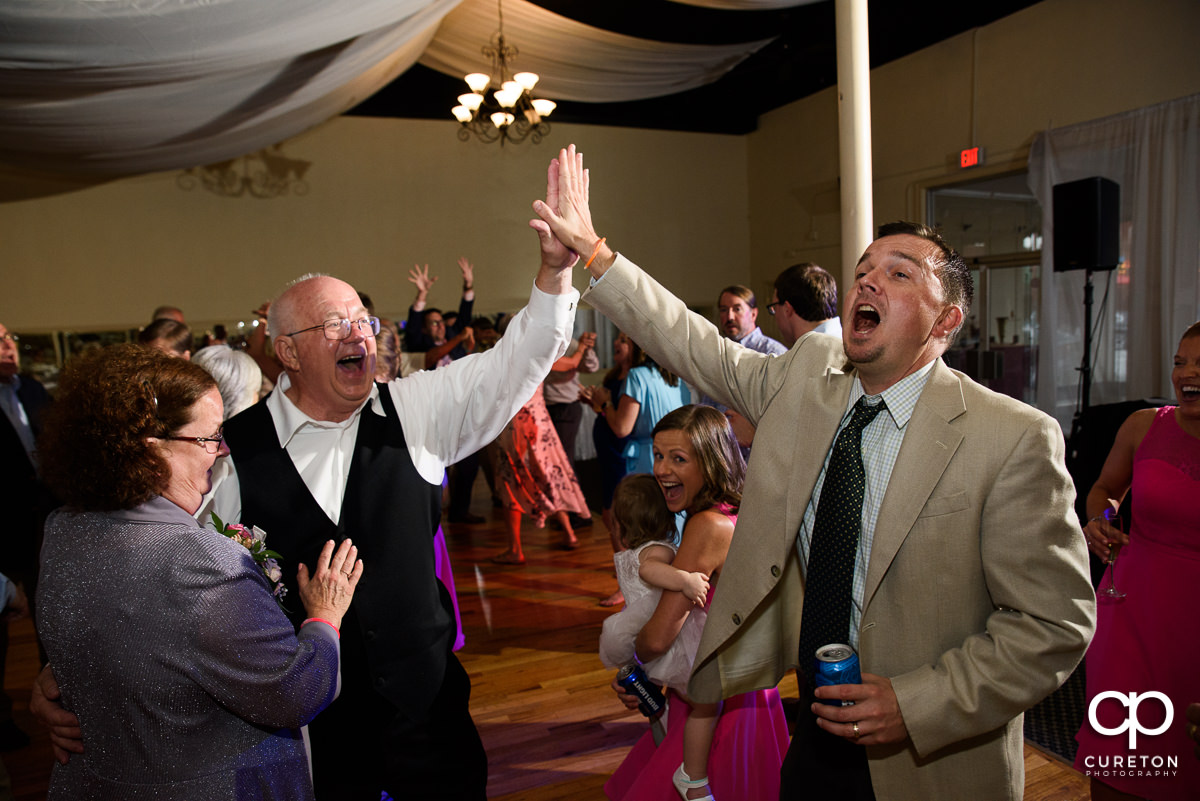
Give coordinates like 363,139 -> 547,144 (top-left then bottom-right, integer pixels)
1053,176 -> 1120,272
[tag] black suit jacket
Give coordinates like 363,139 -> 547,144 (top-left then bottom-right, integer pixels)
0,375 -> 54,579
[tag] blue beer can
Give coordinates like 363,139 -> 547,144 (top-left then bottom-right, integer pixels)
814,643 -> 861,706
616,663 -> 666,718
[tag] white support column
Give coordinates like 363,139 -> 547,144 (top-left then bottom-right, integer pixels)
836,0 -> 873,290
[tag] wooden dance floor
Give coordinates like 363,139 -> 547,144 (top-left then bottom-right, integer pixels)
1,503 -> 1090,800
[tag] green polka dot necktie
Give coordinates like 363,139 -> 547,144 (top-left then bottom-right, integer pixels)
798,396 -> 886,686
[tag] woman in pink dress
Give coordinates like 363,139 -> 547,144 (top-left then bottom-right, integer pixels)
492,382 -> 590,564
606,405 -> 789,801
1076,321 -> 1200,801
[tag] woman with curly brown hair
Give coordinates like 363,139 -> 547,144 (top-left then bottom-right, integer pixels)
34,344 -> 363,801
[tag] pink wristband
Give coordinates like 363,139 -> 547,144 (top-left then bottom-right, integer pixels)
302,617 -> 340,639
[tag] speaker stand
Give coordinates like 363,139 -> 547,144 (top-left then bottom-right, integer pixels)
1081,268 -> 1095,412
1067,269 -> 1097,451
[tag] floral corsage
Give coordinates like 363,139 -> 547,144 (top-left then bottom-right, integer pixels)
211,512 -> 288,611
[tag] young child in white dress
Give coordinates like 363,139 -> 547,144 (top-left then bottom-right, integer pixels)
598,473 -> 710,697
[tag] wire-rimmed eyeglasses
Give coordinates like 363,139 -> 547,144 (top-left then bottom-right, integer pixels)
164,430 -> 225,454
284,317 -> 380,340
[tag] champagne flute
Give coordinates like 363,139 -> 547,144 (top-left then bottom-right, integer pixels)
1095,508 -> 1126,600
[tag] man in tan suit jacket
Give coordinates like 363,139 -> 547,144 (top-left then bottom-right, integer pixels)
531,146 -> 1096,800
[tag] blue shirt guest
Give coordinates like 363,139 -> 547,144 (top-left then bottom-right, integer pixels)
715,284 -> 786,356
35,344 -> 361,801
698,286 -> 784,457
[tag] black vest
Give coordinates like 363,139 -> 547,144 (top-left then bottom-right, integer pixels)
223,385 -> 451,713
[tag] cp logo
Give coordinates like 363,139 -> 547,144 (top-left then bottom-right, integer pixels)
1088,691 -> 1173,749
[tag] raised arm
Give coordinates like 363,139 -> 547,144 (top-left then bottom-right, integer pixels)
457,257 -> 476,304
408,263 -> 436,312
532,145 -> 614,281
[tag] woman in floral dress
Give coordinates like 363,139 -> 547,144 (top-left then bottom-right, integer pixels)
492,381 -> 590,564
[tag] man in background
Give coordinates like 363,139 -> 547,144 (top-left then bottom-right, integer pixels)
705,285 -> 785,455
769,262 -> 842,347
728,263 -> 842,448
717,285 -> 786,356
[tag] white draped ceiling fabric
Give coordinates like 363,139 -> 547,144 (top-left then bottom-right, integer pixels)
0,0 -> 818,177
418,1 -> 774,104
0,0 -> 461,174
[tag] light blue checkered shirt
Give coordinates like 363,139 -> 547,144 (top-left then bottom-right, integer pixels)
798,359 -> 937,650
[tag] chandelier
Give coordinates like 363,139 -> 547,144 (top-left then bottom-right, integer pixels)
451,0 -> 556,145
176,145 -> 311,199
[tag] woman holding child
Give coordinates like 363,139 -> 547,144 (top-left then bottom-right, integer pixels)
602,406 -> 789,801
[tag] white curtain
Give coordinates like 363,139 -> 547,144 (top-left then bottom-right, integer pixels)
418,0 -> 773,103
0,0 -> 461,174
0,0 -> 787,176
1028,93 -> 1200,428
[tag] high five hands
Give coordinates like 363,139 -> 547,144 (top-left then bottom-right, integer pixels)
531,145 -> 614,279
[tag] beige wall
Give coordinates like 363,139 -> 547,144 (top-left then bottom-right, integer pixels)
3,0 -> 1198,341
748,0 -> 1200,343
0,120 -> 748,332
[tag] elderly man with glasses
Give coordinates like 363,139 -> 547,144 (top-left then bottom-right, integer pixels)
34,244 -> 578,799
221,268 -> 573,800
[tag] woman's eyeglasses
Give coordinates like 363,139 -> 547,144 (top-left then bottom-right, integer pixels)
164,430 -> 225,454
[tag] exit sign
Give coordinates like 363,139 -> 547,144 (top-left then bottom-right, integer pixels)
960,147 -> 985,169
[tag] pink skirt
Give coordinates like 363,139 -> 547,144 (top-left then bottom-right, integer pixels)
605,688 -> 790,801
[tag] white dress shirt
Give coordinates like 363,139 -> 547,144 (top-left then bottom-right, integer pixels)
202,281 -> 578,527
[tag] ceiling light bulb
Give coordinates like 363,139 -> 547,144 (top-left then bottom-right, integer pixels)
490,112 -> 514,128
531,99 -> 556,117
458,93 -> 483,111
514,72 -> 539,91
465,73 -> 490,93
494,88 -> 520,108
452,105 -> 473,123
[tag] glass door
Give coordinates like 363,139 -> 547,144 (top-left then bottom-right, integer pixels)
929,173 -> 1042,404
